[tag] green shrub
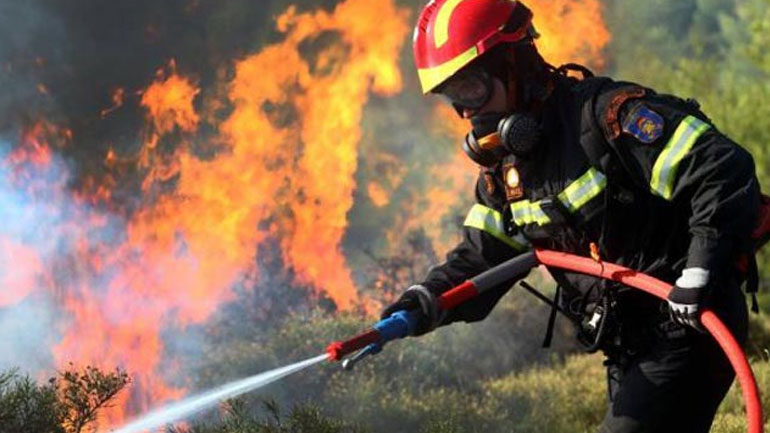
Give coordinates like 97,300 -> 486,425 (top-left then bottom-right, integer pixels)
715,354 -> 770,432
0,365 -> 129,433
172,399 -> 367,433
0,370 -> 64,433
483,353 -> 606,433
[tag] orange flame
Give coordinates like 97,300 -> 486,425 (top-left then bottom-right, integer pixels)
0,0 -> 608,429
140,67 -> 199,135
17,0 -> 409,427
531,0 -> 610,69
0,238 -> 42,306
100,87 -> 126,118
214,0 -> 409,309
367,182 -> 391,207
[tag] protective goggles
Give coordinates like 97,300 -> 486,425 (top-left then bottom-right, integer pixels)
434,68 -> 494,111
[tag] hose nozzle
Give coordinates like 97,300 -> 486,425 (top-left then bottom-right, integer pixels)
326,310 -> 420,362
341,343 -> 382,371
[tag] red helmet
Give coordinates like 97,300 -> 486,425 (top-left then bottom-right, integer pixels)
413,0 -> 534,94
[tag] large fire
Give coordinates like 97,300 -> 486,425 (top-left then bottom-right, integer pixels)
0,0 -> 608,429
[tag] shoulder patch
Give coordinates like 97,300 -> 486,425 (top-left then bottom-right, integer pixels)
621,104 -> 664,144
603,86 -> 646,139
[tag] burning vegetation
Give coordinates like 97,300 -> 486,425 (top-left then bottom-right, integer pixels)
11,1 -> 767,433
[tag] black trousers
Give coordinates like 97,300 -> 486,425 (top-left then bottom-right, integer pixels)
598,287 -> 748,433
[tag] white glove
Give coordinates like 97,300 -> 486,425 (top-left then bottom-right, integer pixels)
667,267 -> 710,331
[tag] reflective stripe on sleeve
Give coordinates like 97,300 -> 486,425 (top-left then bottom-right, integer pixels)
463,204 -> 529,251
650,115 -> 710,200
510,200 -> 551,226
557,168 -> 607,213
510,168 -> 607,227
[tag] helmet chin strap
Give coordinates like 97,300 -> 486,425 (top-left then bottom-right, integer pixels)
496,51 -> 548,160
502,42 -> 555,115
504,51 -> 520,112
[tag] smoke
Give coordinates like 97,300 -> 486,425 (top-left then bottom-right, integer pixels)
0,137 -> 66,371
0,296 -> 57,372
0,140 -> 61,373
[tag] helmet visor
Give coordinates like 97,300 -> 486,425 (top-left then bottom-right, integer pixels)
434,68 -> 493,110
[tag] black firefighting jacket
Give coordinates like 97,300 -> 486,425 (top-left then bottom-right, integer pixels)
421,74 -> 760,331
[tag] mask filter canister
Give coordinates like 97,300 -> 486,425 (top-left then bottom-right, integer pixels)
498,113 -> 542,158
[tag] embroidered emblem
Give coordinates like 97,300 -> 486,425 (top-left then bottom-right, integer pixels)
605,87 -> 646,139
503,164 -> 523,200
622,104 -> 664,143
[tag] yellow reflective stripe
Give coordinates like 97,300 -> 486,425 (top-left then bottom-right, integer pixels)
510,200 -> 550,226
557,168 -> 607,213
650,116 -> 710,200
417,45 -> 478,94
463,204 -> 529,250
433,0 -> 464,48
510,168 -> 607,227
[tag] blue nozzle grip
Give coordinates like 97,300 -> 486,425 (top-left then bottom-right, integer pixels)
373,309 -> 420,344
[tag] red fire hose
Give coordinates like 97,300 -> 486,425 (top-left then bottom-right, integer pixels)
535,250 -> 764,433
328,249 -> 764,432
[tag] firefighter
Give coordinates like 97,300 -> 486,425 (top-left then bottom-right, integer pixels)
382,1 -> 761,432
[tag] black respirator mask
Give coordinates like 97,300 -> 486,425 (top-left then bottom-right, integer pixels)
464,111 -> 542,167
436,67 -> 542,167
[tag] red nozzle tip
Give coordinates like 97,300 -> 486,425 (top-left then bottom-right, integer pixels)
326,341 -> 343,361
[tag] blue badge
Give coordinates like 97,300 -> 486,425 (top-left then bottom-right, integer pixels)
622,104 -> 664,143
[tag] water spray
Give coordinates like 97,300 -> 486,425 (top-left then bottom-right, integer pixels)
110,249 -> 763,433
108,354 -> 329,433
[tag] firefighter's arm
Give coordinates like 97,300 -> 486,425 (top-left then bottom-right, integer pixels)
381,175 -> 530,334
601,93 -> 759,323
651,125 -> 758,327
604,96 -> 758,269
666,130 -> 758,270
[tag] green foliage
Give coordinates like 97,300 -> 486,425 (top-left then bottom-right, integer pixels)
7,299 -> 767,433
187,253 -> 770,433
0,370 -> 64,433
185,268 -> 579,432
713,352 -> 770,432
483,354 -> 607,433
0,365 -> 129,433
747,312 -> 770,357
173,399 -> 367,433
181,340 -> 770,433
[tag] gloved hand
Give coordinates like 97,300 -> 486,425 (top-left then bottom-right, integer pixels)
381,285 -> 443,336
668,267 -> 710,331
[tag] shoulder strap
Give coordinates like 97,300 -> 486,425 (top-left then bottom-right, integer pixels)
574,77 -> 637,189
577,77 -> 613,173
